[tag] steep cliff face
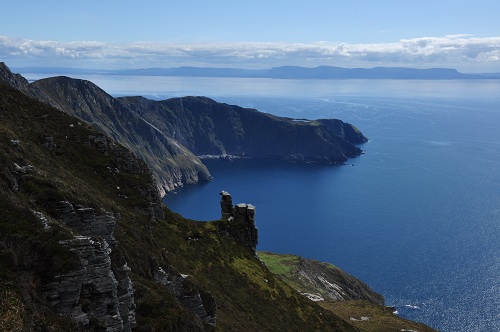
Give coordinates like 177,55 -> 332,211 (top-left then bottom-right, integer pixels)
0,63 -> 212,196
119,96 -> 368,164
0,82 -> 212,330
30,76 -> 212,196
0,79 -> 435,332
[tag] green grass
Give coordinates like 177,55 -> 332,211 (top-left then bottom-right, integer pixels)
258,251 -> 299,276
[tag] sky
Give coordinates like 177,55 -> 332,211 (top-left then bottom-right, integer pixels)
1,0 -> 499,72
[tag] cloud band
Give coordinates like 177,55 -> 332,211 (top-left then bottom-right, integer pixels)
1,35 -> 499,71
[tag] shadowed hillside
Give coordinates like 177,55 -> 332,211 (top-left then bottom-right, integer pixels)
0,63 -> 435,331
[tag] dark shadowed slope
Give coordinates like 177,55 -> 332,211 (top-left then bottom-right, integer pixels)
120,95 -> 367,164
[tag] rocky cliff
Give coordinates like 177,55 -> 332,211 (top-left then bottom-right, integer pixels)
0,62 -> 212,196
218,191 -> 258,254
259,252 -> 384,304
0,63 -> 435,331
0,82 -> 216,330
0,63 -> 369,195
119,95 -> 368,164
31,75 -> 212,196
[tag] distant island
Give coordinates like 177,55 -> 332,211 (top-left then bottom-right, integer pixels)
14,65 -> 500,80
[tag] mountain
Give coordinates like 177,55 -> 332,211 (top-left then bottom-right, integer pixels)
0,80 -> 437,331
0,62 -> 211,196
118,95 -> 367,164
0,81 -> 345,331
2,63 -> 368,194
266,65 -> 480,79
31,75 -> 212,196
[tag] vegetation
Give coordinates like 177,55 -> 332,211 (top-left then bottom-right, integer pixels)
321,301 -> 437,332
0,82 -> 355,330
259,252 -> 437,332
0,79 -> 435,331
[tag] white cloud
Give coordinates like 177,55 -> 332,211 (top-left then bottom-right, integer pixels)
1,35 -> 499,72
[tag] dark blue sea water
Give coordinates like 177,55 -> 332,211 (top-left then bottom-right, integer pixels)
25,74 -> 500,331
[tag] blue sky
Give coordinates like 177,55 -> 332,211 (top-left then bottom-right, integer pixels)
1,0 -> 499,72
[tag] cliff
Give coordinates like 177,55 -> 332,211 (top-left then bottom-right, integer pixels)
0,62 -> 436,331
0,81 -> 352,330
0,62 -> 212,196
0,80 -> 436,331
0,63 -> 368,195
119,95 -> 367,164
30,76 -> 212,196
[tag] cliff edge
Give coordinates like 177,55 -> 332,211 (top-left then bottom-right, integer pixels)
119,95 -> 368,164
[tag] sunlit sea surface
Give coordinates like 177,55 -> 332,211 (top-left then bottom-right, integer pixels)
25,73 -> 500,331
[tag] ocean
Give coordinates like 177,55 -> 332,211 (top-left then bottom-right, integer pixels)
25,73 -> 500,331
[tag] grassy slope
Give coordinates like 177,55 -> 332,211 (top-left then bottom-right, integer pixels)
0,82 -> 361,331
0,82 -> 436,331
259,252 -> 437,332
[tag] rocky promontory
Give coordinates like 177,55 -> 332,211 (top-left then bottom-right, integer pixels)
119,95 -> 368,164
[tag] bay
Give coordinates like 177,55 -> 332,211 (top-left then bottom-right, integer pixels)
24,73 -> 500,331
160,79 -> 500,332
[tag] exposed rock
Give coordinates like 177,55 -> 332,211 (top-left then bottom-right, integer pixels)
155,267 -> 217,327
43,236 -> 128,331
42,197 -> 138,330
42,136 -> 57,152
8,162 -> 36,191
51,202 -> 117,246
32,211 -> 50,229
219,191 -> 258,254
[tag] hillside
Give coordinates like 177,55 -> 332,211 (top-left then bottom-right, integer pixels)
1,63 -> 368,194
0,62 -> 212,196
259,252 -> 437,332
119,95 -> 367,164
0,64 -> 434,331
0,81 -> 360,330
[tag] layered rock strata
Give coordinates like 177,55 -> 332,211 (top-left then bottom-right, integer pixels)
40,202 -> 137,331
155,267 -> 217,326
219,191 -> 258,254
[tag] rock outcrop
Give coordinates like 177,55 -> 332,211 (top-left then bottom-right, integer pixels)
41,199 -> 137,330
259,252 -> 385,305
155,267 -> 216,326
43,236 -> 136,331
219,191 -> 258,254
